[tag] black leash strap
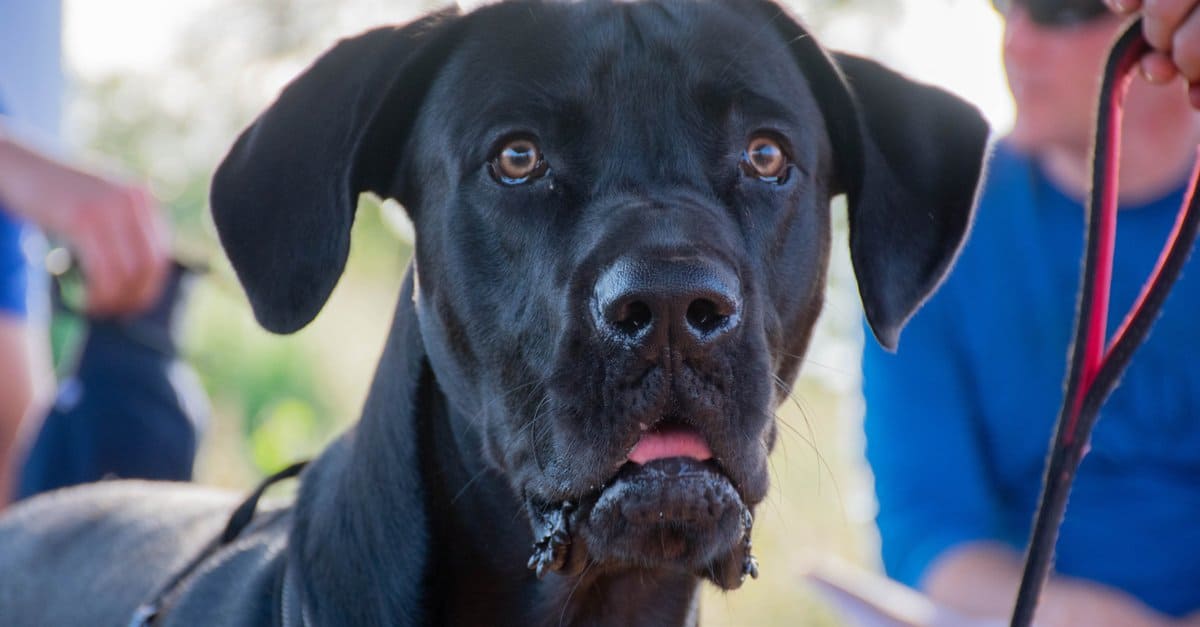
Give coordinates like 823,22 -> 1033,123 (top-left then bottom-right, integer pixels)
128,460 -> 309,627
1010,19 -> 1200,626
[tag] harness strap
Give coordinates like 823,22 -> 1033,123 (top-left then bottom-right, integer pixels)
128,460 -> 309,627
1010,18 -> 1200,626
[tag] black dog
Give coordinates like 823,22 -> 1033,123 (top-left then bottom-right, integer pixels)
0,0 -> 986,624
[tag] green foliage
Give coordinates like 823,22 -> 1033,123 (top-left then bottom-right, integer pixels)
187,294 -> 328,437
248,397 -> 322,471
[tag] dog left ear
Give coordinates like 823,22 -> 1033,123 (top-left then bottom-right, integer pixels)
758,0 -> 989,350
210,10 -> 464,334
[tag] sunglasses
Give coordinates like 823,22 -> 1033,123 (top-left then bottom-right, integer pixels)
991,0 -> 1111,27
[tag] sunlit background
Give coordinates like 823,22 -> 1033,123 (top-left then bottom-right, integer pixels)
53,1 -> 1011,624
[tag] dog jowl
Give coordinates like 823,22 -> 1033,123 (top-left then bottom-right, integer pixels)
0,1 -> 986,625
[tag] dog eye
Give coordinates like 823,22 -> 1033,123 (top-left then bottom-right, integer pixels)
740,135 -> 789,183
490,137 -> 549,185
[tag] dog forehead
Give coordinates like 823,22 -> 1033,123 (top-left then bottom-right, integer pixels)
434,0 -> 816,125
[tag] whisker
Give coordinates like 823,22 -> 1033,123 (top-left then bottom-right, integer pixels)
763,375 -> 846,513
450,465 -> 494,506
773,347 -> 856,377
527,394 -> 555,471
462,379 -> 542,430
769,375 -> 839,489
451,382 -> 546,506
558,560 -> 595,627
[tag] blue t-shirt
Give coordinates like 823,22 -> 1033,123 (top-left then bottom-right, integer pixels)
0,94 -> 43,318
862,140 -> 1200,617
0,205 -> 32,316
0,95 -> 34,317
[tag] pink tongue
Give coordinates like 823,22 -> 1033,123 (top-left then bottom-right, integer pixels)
628,424 -> 713,465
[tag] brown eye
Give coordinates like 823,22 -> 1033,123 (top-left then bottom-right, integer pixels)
490,137 -> 548,185
741,135 -> 789,182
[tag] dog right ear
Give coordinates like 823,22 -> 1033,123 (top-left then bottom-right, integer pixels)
210,9 -> 464,334
753,0 -> 988,351
826,53 -> 988,351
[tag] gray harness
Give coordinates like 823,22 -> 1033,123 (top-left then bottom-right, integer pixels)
129,461 -> 309,627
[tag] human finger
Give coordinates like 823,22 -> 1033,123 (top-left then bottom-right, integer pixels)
1142,0 -> 1195,52
73,219 -> 124,316
1171,5 -> 1200,82
1111,0 -> 1185,88
1105,0 -> 1142,13
88,186 -> 168,315
1139,50 -> 1180,82
98,196 -> 143,295
1189,82 -> 1200,108
120,186 -> 171,313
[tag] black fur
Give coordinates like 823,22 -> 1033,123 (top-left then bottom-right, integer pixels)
0,1 -> 987,625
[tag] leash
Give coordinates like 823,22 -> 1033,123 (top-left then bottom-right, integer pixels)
1010,18 -> 1200,626
128,460 -> 309,627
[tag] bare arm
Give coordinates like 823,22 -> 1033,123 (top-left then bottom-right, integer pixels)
0,130 -> 170,508
924,542 -> 1179,627
0,131 -> 169,316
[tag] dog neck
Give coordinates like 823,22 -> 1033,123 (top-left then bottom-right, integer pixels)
289,272 -> 702,626
286,273 -> 433,625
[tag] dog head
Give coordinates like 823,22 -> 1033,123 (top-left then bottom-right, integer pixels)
211,0 -> 985,591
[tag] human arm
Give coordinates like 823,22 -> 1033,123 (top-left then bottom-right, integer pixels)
0,130 -> 169,315
923,542 -> 1179,627
0,317 -> 52,508
1105,0 -> 1200,106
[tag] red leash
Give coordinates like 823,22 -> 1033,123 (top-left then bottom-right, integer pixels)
1011,18 -> 1200,626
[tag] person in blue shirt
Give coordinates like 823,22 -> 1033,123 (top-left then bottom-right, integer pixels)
0,1 -> 171,508
862,1 -> 1200,625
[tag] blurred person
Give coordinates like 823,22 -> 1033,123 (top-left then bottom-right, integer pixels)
0,0 -> 173,507
861,0 -> 1200,625
14,255 -> 210,501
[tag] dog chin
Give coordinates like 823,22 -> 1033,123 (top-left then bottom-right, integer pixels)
575,458 -> 756,590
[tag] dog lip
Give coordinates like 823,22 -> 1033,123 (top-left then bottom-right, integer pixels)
627,422 -> 713,465
577,456 -> 750,579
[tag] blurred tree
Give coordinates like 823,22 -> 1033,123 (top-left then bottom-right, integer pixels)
68,0 -> 901,254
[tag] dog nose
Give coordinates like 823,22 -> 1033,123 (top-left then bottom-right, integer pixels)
593,257 -> 741,349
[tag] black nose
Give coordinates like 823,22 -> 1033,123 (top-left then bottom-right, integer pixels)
593,257 -> 742,349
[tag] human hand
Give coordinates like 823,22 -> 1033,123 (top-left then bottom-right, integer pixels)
0,137 -> 170,316
1038,578 -> 1178,627
46,180 -> 170,317
1105,0 -> 1200,107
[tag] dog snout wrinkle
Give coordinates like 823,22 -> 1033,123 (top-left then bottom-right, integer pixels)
593,257 -> 742,352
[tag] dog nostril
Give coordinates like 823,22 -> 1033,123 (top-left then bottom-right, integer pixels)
686,298 -> 728,335
614,300 -> 653,336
